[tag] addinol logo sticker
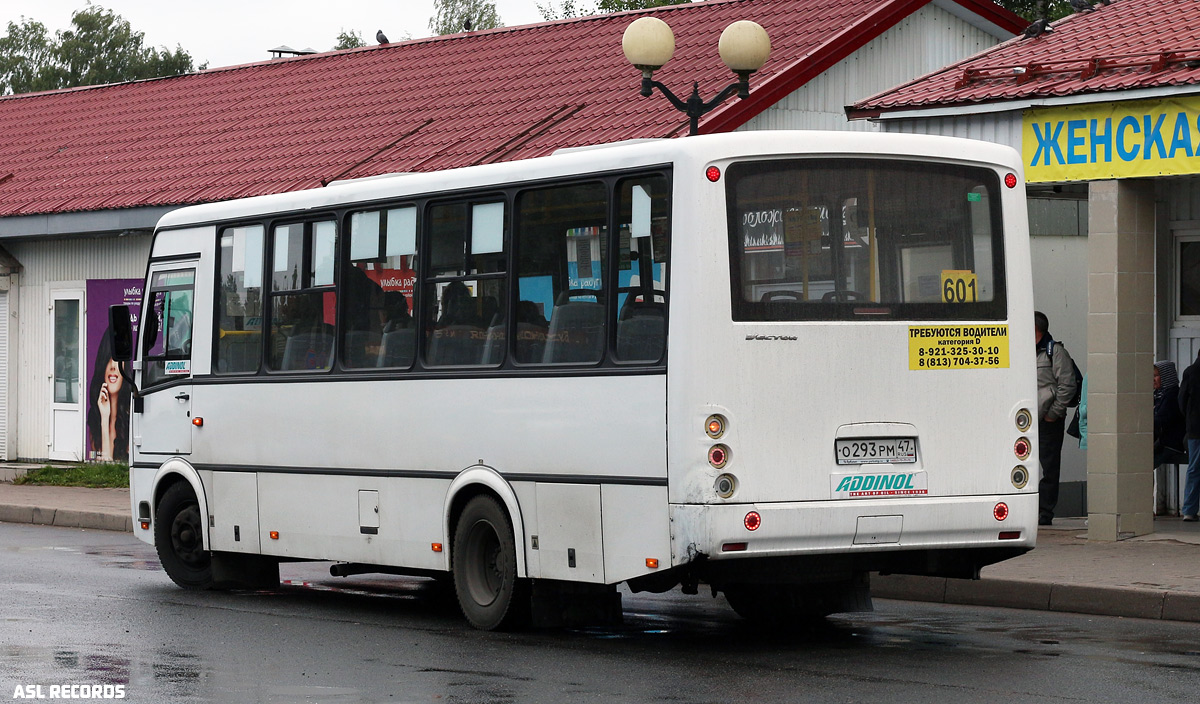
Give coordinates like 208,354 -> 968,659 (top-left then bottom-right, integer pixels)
832,472 -> 928,498
165,360 -> 191,375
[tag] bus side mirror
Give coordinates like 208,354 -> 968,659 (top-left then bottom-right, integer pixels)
109,304 -> 134,362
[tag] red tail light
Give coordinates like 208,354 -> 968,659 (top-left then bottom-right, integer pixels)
1014,437 -> 1031,460
744,511 -> 761,531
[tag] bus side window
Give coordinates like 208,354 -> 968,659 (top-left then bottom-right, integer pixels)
268,220 -> 337,372
614,176 -> 669,363
514,182 -> 608,365
423,201 -> 506,367
215,225 -> 264,374
343,207 -> 417,369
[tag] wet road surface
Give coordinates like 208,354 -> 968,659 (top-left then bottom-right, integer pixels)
2,522 -> 1197,703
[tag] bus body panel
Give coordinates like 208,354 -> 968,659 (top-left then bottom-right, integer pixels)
184,375 -> 665,480
662,138 -> 1038,564
670,494 -> 1037,563
141,375 -> 666,580
256,472 -> 451,569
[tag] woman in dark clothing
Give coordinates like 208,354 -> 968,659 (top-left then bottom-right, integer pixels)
1155,360 -> 1187,468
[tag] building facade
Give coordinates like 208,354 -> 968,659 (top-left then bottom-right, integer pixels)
850,0 -> 1198,539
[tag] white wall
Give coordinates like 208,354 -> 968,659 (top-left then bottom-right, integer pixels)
1030,235 -> 1090,484
878,110 -> 1025,152
738,5 -> 1007,133
6,234 -> 151,461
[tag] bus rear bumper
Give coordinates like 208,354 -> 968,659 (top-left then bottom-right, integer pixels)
669,493 -> 1037,576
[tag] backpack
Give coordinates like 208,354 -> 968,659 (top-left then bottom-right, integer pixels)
1046,339 -> 1083,408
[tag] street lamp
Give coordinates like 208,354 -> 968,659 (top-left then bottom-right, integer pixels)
622,17 -> 771,136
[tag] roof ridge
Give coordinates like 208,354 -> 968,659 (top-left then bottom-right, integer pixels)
183,0 -> 759,75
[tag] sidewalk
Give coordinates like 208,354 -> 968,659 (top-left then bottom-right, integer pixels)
873,518 -> 1200,622
2,479 -> 1199,623
0,482 -> 133,532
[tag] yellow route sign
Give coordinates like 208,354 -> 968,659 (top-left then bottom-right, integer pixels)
940,270 -> 978,303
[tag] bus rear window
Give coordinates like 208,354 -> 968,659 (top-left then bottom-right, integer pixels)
727,158 -> 1006,321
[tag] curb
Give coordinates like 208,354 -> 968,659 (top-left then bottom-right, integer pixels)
0,467 -> 29,482
0,504 -> 132,533
873,574 -> 1200,623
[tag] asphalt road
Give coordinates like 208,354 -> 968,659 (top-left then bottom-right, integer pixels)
1,522 -> 1197,703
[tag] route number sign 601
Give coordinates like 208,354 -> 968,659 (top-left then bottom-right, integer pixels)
941,270 -> 978,303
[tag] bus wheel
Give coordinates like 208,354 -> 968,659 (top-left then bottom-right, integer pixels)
154,482 -> 213,590
452,495 -> 529,630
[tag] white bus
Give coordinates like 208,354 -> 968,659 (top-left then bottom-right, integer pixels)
116,131 -> 1039,630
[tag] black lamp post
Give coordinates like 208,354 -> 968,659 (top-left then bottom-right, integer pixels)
622,17 -> 771,136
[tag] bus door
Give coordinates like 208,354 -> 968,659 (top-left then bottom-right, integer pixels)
134,264 -> 197,458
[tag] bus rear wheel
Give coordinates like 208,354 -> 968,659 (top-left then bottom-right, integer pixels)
154,482 -> 213,590
452,495 -> 529,630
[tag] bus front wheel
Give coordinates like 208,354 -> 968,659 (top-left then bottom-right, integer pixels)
154,482 -> 214,590
452,495 -> 529,630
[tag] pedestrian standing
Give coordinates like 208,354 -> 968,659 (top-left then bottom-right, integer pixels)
1177,352 -> 1200,521
1035,311 -> 1078,526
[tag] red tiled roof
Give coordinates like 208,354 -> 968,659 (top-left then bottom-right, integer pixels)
0,0 -> 1022,218
851,0 -> 1200,117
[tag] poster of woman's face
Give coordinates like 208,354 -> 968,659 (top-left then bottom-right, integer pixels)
85,279 -> 142,462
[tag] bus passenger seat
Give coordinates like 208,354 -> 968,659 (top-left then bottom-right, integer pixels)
282,332 -> 333,371
217,331 -> 261,373
542,301 -> 604,363
427,325 -> 485,366
379,328 -> 416,367
616,312 -> 665,362
481,324 -> 506,364
344,330 -> 381,368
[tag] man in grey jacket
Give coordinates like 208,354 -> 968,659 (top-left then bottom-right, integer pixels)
1035,311 -> 1078,526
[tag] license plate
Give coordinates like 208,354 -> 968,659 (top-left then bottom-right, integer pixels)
835,437 -> 917,465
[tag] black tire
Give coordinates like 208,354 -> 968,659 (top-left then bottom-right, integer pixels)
452,495 -> 529,630
154,482 -> 213,590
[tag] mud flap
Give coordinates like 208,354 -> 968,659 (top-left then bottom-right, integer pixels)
530,579 -> 623,628
211,551 -> 280,590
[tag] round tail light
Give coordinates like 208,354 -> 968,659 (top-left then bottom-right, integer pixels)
1011,465 -> 1029,489
994,502 -> 1009,521
1014,437 -> 1031,461
744,511 -> 761,531
708,444 -> 730,469
1015,408 -> 1032,432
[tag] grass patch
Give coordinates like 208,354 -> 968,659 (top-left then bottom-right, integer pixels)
13,463 -> 129,488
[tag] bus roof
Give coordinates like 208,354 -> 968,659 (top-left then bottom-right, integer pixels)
154,131 -> 1022,230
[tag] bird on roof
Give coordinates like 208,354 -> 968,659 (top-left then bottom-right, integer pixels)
1069,0 -> 1093,11
376,30 -> 389,44
1022,18 -> 1053,38
464,17 -> 473,31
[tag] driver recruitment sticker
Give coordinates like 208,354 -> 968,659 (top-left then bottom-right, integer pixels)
909,325 -> 1009,370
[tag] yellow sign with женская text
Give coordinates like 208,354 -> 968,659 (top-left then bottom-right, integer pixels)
1023,96 -> 1200,183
